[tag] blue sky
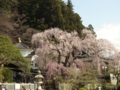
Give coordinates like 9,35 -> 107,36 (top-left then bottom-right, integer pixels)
63,0 -> 120,50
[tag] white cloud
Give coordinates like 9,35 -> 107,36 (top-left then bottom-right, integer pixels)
96,24 -> 120,51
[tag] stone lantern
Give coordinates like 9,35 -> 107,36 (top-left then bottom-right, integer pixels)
35,70 -> 44,90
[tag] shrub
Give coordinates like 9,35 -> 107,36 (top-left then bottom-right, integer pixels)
2,68 -> 13,82
79,87 -> 88,90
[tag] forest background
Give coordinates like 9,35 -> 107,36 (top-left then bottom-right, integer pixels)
0,0 -> 95,46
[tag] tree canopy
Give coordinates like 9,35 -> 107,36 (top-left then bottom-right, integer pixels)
0,35 -> 30,71
18,0 -> 85,36
0,0 -> 88,46
32,28 -> 118,81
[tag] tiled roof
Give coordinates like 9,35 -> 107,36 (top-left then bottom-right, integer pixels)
15,42 -> 28,49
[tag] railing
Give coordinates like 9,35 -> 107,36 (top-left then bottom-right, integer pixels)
3,82 -> 71,90
59,83 -> 72,90
3,83 -> 37,90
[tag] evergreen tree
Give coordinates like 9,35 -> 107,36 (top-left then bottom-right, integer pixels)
0,35 -> 30,70
2,68 -> 12,82
67,0 -> 73,10
18,0 -> 65,31
87,24 -> 96,36
61,0 -> 85,36
0,0 -> 17,11
0,0 -> 17,17
18,0 -> 85,36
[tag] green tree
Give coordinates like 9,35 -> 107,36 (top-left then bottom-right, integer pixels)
87,24 -> 96,36
73,13 -> 85,37
64,62 -> 99,89
0,0 -> 17,17
0,0 -> 17,10
64,0 -> 75,32
78,62 -> 99,85
2,68 -> 12,82
0,35 -> 30,71
67,0 -> 73,10
18,0 -> 65,31
60,0 -> 85,36
18,0 -> 85,36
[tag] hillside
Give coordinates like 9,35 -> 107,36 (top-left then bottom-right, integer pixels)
0,0 -> 95,47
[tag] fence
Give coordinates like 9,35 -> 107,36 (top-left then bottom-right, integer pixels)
3,83 -> 71,90
59,83 -> 72,90
3,83 -> 37,90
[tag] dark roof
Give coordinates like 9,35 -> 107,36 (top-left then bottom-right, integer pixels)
25,51 -> 35,58
4,63 -> 23,72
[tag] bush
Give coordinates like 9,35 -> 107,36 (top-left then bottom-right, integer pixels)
45,80 -> 54,90
79,87 -> 88,90
2,68 -> 13,82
